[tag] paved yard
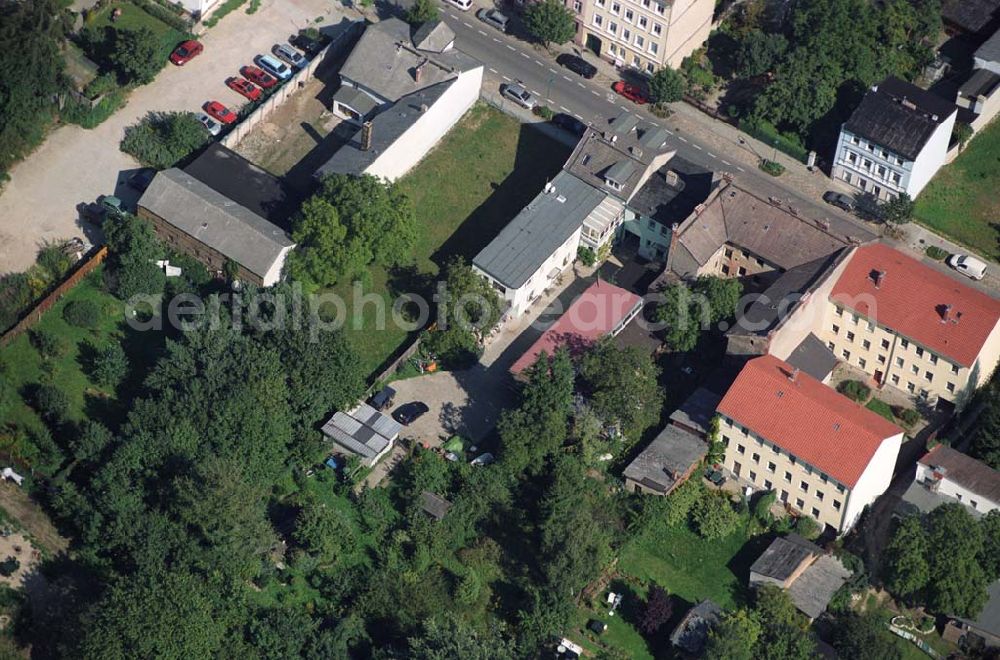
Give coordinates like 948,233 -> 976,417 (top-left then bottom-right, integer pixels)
0,0 -> 342,274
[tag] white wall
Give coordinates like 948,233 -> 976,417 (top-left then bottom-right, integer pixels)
507,228 -> 583,317
178,0 -> 217,17
263,244 -> 295,288
915,462 -> 1000,515
365,66 -> 484,182
907,111 -> 957,198
841,432 -> 903,532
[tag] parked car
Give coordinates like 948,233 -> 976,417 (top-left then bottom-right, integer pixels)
256,54 -> 292,80
126,168 -> 156,192
948,254 -> 988,280
612,80 -> 648,104
241,65 -> 277,89
81,195 -> 125,225
552,112 -> 587,136
291,31 -> 325,57
476,8 -> 509,31
273,43 -> 306,68
557,53 -> 597,79
170,40 -> 203,65
226,77 -> 262,101
470,452 -> 495,467
393,401 -> 429,425
823,191 -> 855,212
196,113 -> 221,136
501,82 -> 536,109
445,0 -> 472,10
204,101 -> 238,124
368,385 -> 397,411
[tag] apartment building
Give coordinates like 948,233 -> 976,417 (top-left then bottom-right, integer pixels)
815,243 -> 1000,409
568,0 -> 714,72
832,77 -> 957,201
717,354 -> 904,534
899,444 -> 1000,517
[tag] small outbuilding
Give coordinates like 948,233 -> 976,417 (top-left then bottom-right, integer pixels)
669,599 -> 723,655
749,534 -> 851,620
419,491 -> 452,521
321,402 -> 402,467
623,425 -> 707,496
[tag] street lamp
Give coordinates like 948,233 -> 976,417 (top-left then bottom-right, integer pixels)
546,73 -> 555,102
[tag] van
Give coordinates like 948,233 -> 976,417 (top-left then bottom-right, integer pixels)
948,254 -> 988,280
445,0 -> 472,10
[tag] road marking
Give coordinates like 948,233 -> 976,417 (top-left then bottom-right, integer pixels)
547,98 -> 556,103
721,159 -> 731,166
520,52 -> 530,59
693,144 -> 703,150
531,89 -> 541,95
549,68 -> 558,74
578,82 -> 585,88
707,151 -> 717,158
664,129 -> 673,135
634,113 -> 642,120
493,37 -> 501,42
502,75 -> 512,82
535,60 -> 544,67
560,105 -> 570,112
591,90 -> 600,96
678,136 -> 688,143
563,75 -> 572,81
489,67 -> 498,73
506,44 -> 516,51
464,21 -> 473,27
573,113 -> 584,120
737,165 -> 746,171
478,29 -> 487,35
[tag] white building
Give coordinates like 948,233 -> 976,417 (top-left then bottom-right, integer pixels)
900,444 -> 1000,517
319,18 -> 483,182
321,402 -> 402,467
832,77 -> 958,202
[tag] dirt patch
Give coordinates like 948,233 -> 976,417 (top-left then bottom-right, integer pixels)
0,483 -> 68,555
0,532 -> 41,590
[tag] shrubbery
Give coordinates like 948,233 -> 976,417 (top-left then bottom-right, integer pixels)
33,384 -> 70,426
30,328 -> 67,360
90,343 -> 128,388
120,111 -> 209,169
838,379 -> 870,403
62,300 -> 103,329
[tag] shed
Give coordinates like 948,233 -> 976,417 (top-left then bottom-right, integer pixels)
623,425 -> 707,496
420,491 -> 452,521
669,599 -> 723,655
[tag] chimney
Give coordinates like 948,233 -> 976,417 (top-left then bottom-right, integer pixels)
871,84 -> 879,93
414,59 -> 427,83
871,269 -> 885,289
544,180 -> 555,194
361,121 -> 373,151
694,203 -> 706,216
788,367 -> 799,383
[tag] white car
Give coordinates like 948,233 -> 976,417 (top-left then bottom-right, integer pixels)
273,43 -> 306,69
501,82 -> 536,110
470,452 -> 495,466
256,54 -> 292,80
948,254 -> 988,280
196,113 -> 221,136
445,0 -> 472,9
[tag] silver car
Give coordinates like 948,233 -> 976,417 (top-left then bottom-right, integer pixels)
256,54 -> 292,80
502,82 -> 536,110
196,113 -> 221,136
477,8 -> 509,32
273,43 -> 306,69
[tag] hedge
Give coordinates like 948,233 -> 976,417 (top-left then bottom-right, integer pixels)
740,117 -> 809,164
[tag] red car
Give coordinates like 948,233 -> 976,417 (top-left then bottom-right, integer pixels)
240,65 -> 277,89
612,80 -> 649,105
169,40 -> 203,66
226,77 -> 262,101
204,101 -> 238,124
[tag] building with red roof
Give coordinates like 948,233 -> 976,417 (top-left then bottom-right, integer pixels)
717,354 -> 903,533
819,242 -> 1000,409
509,279 -> 642,376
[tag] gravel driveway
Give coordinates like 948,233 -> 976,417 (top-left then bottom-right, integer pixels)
0,0 -> 341,274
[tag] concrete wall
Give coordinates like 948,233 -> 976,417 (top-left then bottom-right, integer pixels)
661,0 -> 715,68
914,462 -> 1000,515
907,111 -> 957,198
842,433 -> 903,531
365,66 -> 484,182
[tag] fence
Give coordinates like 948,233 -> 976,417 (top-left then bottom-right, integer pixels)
738,118 -> 810,164
371,335 -> 425,386
0,246 -> 109,347
220,19 -> 365,149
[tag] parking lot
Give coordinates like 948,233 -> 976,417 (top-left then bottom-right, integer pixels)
0,0 -> 343,274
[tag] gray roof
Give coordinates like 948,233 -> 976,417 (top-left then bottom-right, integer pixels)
473,170 -> 607,289
943,0 -> 1000,33
669,387 -> 722,436
138,169 -> 294,280
420,491 -> 453,520
750,534 -> 819,582
960,69 -> 1000,100
919,444 -> 1000,504
628,157 -> 715,227
321,402 -> 402,464
786,334 -> 839,382
339,18 -> 478,102
669,600 -> 723,654
957,579 -> 1000,638
622,425 -> 706,493
332,85 -> 381,117
412,19 -> 455,53
605,159 -> 636,186
316,80 -> 454,178
844,77 -> 958,161
897,479 -> 982,519
670,182 -> 864,278
787,555 -> 852,620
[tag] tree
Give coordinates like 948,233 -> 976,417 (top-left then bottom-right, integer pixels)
578,337 -> 663,438
691,492 -> 741,539
880,193 -> 915,225
954,121 -> 974,151
29,328 -> 66,360
103,212 -> 165,299
0,0 -> 66,175
62,299 -> 103,329
287,195 -> 362,289
294,499 -> 356,560
692,276 -> 743,324
120,111 -> 210,170
648,67 -> 687,104
705,609 -> 761,660
423,256 -> 502,368
406,0 -> 439,25
735,29 -> 788,78
91,343 -> 129,388
655,283 -> 702,351
924,503 -> 988,617
795,515 -> 821,540
247,606 -> 316,659
753,490 -> 777,523
71,420 -> 114,463
832,613 -> 902,660
524,0 -> 576,47
33,383 -> 69,426
981,510 -> 1000,581
884,515 -> 929,600
110,27 -> 161,85
407,614 -> 516,659
639,585 -> 673,635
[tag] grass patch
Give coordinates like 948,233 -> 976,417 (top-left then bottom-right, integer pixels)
865,397 -> 895,423
87,2 -> 188,61
202,0 -> 248,27
915,119 -> 1000,259
326,103 -> 570,375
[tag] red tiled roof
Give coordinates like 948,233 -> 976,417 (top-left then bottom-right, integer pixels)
830,243 -> 1000,367
510,280 -> 642,375
717,355 -> 902,487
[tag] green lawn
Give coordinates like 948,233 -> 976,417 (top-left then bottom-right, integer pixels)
865,397 -> 895,423
915,119 -> 1000,259
87,2 -> 188,61
328,103 -> 571,376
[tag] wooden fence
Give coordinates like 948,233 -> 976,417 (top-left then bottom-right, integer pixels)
0,246 -> 108,347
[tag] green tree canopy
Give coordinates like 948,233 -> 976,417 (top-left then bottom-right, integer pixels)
578,337 -> 663,438
423,256 -> 503,367
120,111 -> 209,170
110,27 -> 161,85
884,514 -> 929,600
880,193 -> 915,225
406,0 -> 439,25
524,0 -> 577,47
649,67 -> 687,104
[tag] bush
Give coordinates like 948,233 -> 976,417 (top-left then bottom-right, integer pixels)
577,245 -> 597,267
62,300 -> 103,329
898,408 -> 921,429
740,117 -> 809,163
838,380 -> 870,403
796,515 -> 821,540
131,0 -> 193,31
91,343 -> 129,388
691,492 -> 741,539
0,274 -> 34,332
202,0 -> 248,27
925,245 -> 949,261
649,102 -> 673,119
62,90 -> 127,129
120,111 -> 209,169
759,159 -> 785,177
33,384 -> 70,425
29,328 -> 66,360
109,27 -> 162,85
533,105 -> 554,120
649,67 -> 686,104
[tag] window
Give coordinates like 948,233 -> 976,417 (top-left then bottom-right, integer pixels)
947,382 -> 955,393
749,470 -> 757,482
738,267 -> 747,276
622,28 -> 631,40
796,498 -> 805,509
633,55 -> 641,66
863,339 -> 871,350
608,21 -> 617,33
907,382 -> 915,393
596,0 -> 605,6
828,342 -> 835,350
892,172 -> 901,185
833,500 -> 841,510
837,484 -> 845,494
891,374 -> 900,385
878,355 -> 886,364
877,165 -> 886,177
784,471 -> 792,482
911,364 -> 919,374
832,324 -> 840,334
972,500 -> 979,510
862,158 -> 872,169
635,35 -> 644,48
768,461 -> 776,472
881,339 -> 890,350
924,371 -> 933,382
624,8 -> 633,21
724,248 -> 733,258
851,135 -> 859,145
722,435 -> 730,446
842,349 -> 851,360
929,354 -> 938,365
611,1 -> 620,12
916,347 -> 924,358
800,481 -> 809,493
867,321 -> 875,331
847,151 -> 857,164
593,14 -> 603,26
858,358 -> 866,369
812,507 -> 821,518
609,43 -> 617,54
852,314 -> 860,325
952,364 -> 960,374
764,479 -> 772,489
780,490 -> 788,502
752,452 -> 760,463
655,2 -> 664,14
820,474 -> 828,484
901,339 -> 909,349
737,444 -> 745,455
648,42 -> 658,54
652,22 -> 662,35
846,331 -> 855,342
721,265 -> 730,275
638,16 -> 647,28
816,491 -> 824,501
896,357 -> 904,367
